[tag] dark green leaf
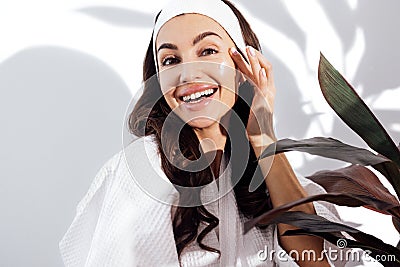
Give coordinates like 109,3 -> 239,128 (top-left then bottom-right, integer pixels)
259,137 -> 388,166
266,211 -> 400,265
348,231 -> 400,260
258,137 -> 400,198
318,53 -> 400,167
275,211 -> 400,260
244,193 -> 399,234
283,230 -> 400,266
373,161 -> 400,200
393,217 -> 400,236
266,211 -> 359,233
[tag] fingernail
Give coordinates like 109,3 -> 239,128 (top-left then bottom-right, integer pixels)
230,47 -> 238,55
261,68 -> 266,77
248,46 -> 256,57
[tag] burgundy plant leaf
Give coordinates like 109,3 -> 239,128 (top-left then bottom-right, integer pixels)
307,165 -> 400,218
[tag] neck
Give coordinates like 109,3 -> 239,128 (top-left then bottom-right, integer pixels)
193,123 -> 227,153
193,111 -> 232,153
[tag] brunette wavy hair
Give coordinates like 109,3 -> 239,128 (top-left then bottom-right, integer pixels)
128,0 -> 272,258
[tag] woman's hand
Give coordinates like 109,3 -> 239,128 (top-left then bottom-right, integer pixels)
230,48 -> 331,267
229,46 -> 277,156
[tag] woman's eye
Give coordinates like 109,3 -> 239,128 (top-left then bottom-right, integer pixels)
162,57 -> 180,66
201,48 -> 218,56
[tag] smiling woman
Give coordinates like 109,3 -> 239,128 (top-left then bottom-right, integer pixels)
59,0 -> 354,266
156,14 -> 238,142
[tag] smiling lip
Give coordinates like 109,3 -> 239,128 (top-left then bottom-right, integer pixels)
176,83 -> 218,100
175,83 -> 219,112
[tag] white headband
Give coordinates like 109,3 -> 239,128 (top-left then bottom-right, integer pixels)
152,0 -> 248,73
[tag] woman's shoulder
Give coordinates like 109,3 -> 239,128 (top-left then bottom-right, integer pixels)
108,134 -> 158,167
60,135 -> 180,266
100,134 -> 178,206
75,135 -> 161,213
122,134 -> 160,165
95,135 -> 159,178
122,135 -> 179,205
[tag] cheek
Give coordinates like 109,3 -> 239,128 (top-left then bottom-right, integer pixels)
220,87 -> 236,108
159,68 -> 180,95
211,61 -> 239,98
158,68 -> 182,110
162,90 -> 178,111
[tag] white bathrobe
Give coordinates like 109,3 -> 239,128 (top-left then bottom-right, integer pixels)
59,135 -> 361,266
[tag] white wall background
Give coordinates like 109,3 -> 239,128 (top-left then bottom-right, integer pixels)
0,0 -> 399,266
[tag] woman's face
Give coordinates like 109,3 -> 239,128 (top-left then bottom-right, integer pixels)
155,14 -> 239,129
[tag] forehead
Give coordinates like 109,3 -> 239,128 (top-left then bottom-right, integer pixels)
155,13 -> 233,47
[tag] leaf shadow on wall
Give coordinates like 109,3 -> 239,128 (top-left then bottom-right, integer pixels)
0,46 -> 131,266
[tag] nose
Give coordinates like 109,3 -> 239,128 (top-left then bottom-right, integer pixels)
179,62 -> 202,84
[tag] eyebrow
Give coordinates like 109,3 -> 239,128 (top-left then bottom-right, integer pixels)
192,31 -> 222,45
157,43 -> 178,52
157,31 -> 222,53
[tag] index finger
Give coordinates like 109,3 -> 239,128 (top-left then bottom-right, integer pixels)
229,47 -> 254,83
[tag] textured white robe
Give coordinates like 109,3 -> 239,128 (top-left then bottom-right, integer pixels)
59,135 -> 363,266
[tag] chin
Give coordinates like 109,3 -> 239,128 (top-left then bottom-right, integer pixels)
186,117 -> 219,129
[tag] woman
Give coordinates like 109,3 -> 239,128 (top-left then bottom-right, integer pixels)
60,0 -> 348,266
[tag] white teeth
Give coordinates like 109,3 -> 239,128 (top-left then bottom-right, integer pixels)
182,88 -> 216,102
